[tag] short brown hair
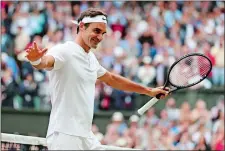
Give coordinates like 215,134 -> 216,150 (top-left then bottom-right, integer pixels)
76,8 -> 107,33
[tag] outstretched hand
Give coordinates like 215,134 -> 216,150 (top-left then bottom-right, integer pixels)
25,41 -> 48,62
147,87 -> 170,99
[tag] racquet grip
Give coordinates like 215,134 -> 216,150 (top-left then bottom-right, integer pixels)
137,97 -> 159,115
156,93 -> 164,99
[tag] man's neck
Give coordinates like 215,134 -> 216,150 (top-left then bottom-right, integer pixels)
75,35 -> 90,53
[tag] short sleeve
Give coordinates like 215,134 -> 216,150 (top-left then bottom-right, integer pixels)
97,64 -> 107,78
93,54 -> 107,78
46,44 -> 67,70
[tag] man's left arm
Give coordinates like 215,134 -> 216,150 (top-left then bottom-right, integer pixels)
98,71 -> 169,98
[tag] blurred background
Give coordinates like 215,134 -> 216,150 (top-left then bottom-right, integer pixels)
1,1 -> 224,150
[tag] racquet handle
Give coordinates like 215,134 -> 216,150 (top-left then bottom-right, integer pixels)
156,93 -> 164,99
137,97 -> 159,115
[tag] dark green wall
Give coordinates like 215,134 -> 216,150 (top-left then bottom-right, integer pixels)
1,88 -> 224,137
1,109 -> 50,137
1,108 -> 133,137
135,88 -> 224,112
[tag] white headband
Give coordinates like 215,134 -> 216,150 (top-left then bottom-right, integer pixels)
71,15 -> 107,25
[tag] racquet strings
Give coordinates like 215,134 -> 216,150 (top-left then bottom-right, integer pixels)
169,55 -> 211,87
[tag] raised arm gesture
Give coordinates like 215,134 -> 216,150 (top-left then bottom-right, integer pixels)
26,41 -> 48,62
25,41 -> 55,70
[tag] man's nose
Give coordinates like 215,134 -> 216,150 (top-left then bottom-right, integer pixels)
97,34 -> 103,41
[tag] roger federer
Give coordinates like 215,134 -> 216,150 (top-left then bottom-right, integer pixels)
25,8 -> 169,150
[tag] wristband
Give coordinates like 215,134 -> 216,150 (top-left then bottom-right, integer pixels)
30,58 -> 41,65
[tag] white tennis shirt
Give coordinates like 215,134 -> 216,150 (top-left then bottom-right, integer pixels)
45,41 -> 107,138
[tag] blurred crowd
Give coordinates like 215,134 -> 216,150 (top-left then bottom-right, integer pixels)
93,97 -> 224,150
1,1 -> 224,110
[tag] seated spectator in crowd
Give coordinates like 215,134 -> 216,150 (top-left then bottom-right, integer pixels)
165,97 -> 180,121
191,99 -> 209,123
139,107 -> 159,127
137,56 -> 156,87
125,115 -> 140,148
104,112 -> 128,145
211,37 -> 224,86
19,73 -> 38,108
1,66 -> 18,108
1,24 -> 14,56
176,131 -> 195,150
179,101 -> 191,123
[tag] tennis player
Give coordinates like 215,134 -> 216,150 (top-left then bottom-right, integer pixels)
25,8 -> 169,150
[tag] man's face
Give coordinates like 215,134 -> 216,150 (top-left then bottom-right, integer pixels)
80,22 -> 107,49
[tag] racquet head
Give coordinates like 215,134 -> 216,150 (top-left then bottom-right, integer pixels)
167,53 -> 212,90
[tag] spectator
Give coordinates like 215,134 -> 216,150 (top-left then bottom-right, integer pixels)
158,109 -> 170,128
192,118 -> 212,147
104,112 -> 128,145
99,84 -> 113,110
211,37 -> 224,86
194,133 -> 212,151
211,123 -> 224,151
176,131 -> 195,150
19,73 -> 38,108
136,121 -> 152,149
14,24 -> 30,55
165,97 -> 180,121
163,2 -> 182,29
1,24 -> 14,56
125,115 -> 140,148
137,56 -> 156,87
1,52 -> 20,82
212,109 -> 224,136
179,101 -> 191,123
139,107 -> 159,127
191,99 -> 209,123
153,54 -> 165,86
1,67 -> 18,108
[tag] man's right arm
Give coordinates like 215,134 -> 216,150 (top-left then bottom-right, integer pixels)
26,42 -> 65,71
32,55 -> 55,70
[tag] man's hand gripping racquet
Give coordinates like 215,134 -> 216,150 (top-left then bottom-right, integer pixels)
137,53 -> 212,115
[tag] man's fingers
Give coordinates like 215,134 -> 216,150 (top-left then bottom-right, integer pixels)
41,48 -> 48,54
160,89 -> 170,98
158,86 -> 170,91
160,89 -> 169,94
33,41 -> 39,51
164,87 -> 170,91
25,49 -> 31,53
159,93 -> 168,99
155,87 -> 171,99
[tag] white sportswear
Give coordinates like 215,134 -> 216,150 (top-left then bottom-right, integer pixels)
45,41 -> 107,138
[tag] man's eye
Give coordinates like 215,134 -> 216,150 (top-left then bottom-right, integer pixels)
94,29 -> 100,34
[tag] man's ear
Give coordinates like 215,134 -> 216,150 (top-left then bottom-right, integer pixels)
79,22 -> 85,32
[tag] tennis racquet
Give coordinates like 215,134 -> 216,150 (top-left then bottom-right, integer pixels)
137,53 -> 212,115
